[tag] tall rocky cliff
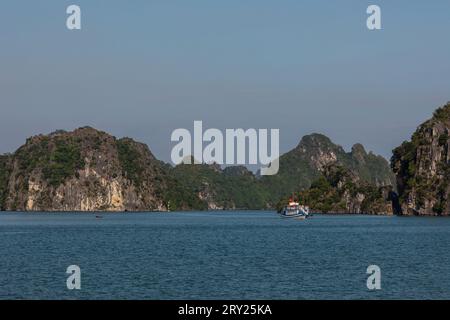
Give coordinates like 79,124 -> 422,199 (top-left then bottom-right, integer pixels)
0,127 -> 202,212
392,103 -> 450,215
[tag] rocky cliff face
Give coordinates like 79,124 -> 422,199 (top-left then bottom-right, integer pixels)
0,127 -> 201,212
261,133 -> 395,203
286,164 -> 396,215
392,103 -> 450,215
299,134 -> 395,187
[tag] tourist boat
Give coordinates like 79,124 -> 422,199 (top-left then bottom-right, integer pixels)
279,200 -> 310,219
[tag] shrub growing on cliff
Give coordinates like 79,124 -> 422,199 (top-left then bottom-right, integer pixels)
433,102 -> 450,121
438,133 -> 448,146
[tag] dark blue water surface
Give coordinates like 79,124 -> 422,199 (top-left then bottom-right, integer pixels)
0,211 -> 449,300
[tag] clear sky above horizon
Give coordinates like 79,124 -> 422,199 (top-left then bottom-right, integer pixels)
1,0 -> 449,163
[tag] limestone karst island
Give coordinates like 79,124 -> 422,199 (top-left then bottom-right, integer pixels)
0,103 -> 449,216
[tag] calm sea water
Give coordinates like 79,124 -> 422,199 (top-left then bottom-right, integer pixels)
0,211 -> 449,300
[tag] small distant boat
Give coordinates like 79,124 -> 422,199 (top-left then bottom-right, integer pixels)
279,200 -> 310,219
95,215 -> 103,219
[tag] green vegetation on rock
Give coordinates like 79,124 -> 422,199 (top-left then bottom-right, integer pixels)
42,138 -> 85,187
116,138 -> 145,187
276,164 -> 393,214
261,133 -> 395,205
172,164 -> 270,210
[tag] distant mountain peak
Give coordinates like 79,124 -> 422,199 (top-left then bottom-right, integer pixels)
351,143 -> 367,155
298,133 -> 336,149
296,133 -> 346,158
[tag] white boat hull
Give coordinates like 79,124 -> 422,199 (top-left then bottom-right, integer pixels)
279,201 -> 310,219
279,213 -> 307,220
279,209 -> 309,219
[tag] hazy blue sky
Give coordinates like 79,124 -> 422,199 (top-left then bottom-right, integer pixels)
1,0 -> 449,163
